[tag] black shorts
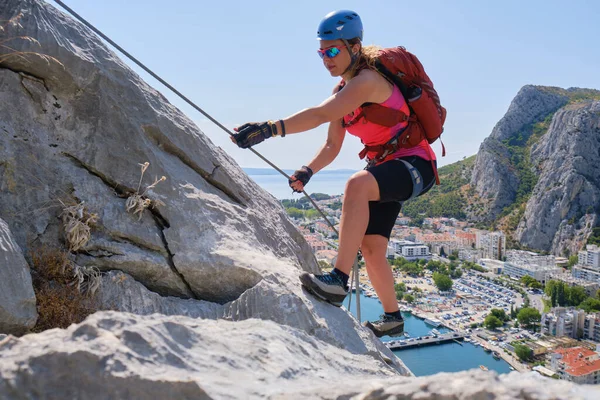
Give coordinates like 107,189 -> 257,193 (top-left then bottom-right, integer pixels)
365,156 -> 436,239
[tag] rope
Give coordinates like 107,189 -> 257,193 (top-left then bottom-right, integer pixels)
53,0 -> 361,321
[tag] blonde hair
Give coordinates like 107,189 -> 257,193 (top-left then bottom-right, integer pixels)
347,38 -> 383,78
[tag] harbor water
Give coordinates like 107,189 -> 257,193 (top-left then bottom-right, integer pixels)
343,293 -> 512,376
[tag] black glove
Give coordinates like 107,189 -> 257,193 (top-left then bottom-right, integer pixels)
289,165 -> 313,193
232,121 -> 278,149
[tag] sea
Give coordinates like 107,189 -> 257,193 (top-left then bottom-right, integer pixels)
343,293 -> 512,376
244,168 -> 356,200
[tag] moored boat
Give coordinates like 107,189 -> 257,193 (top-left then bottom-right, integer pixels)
492,351 -> 501,360
424,318 -> 442,327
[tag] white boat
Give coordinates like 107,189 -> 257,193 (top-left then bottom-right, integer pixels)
431,329 -> 441,336
424,318 -> 442,327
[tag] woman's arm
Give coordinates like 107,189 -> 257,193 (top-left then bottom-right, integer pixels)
275,70 -> 383,135
306,117 -> 346,174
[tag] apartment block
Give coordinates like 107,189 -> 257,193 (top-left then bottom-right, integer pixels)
550,347 -> 600,384
503,262 -> 562,284
578,245 -> 600,269
477,231 -> 506,260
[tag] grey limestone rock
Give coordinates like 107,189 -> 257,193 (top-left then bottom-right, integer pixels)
0,218 -> 37,335
516,101 -> 600,254
0,312 -> 598,399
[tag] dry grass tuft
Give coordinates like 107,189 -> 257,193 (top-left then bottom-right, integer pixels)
60,201 -> 98,252
0,13 -> 64,67
30,247 -> 100,332
126,162 -> 166,220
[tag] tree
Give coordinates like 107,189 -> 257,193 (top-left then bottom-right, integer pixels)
578,298 -> 600,313
577,328 -> 584,339
557,283 -> 567,306
484,315 -> 503,330
433,272 -> 453,292
529,280 -> 543,290
520,275 -> 537,287
418,258 -> 427,266
568,255 -> 579,268
404,294 -> 415,304
490,308 -> 508,322
517,307 -> 541,329
515,344 -> 533,362
394,283 -> 406,300
286,207 -> 304,219
568,286 -> 588,307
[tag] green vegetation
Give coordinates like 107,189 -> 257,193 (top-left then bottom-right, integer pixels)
484,314 -> 503,329
545,280 -> 588,308
578,297 -> 600,313
401,155 -> 476,220
520,275 -> 543,289
517,307 -> 541,330
490,308 -> 509,322
432,272 -> 453,292
587,227 -> 600,246
514,344 -> 534,362
394,282 -> 407,300
403,293 -> 415,303
461,261 -> 486,273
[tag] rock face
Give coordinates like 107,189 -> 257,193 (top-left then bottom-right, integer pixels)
1,312 -> 599,400
516,101 -> 600,254
0,218 -> 37,335
470,85 -> 569,220
0,0 -> 317,305
0,0 -> 409,378
469,85 -> 600,254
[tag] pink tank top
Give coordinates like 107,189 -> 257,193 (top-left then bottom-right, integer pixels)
343,84 -> 436,163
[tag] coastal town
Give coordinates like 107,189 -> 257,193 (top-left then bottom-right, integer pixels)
287,194 -> 600,384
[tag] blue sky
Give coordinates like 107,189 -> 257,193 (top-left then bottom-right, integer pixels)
52,0 -> 600,170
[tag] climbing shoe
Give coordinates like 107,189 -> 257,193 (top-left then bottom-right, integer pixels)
363,314 -> 405,338
299,271 -> 348,307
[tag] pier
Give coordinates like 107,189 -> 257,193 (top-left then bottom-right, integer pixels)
385,332 -> 467,350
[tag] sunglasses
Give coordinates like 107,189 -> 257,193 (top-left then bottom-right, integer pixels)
317,45 -> 344,59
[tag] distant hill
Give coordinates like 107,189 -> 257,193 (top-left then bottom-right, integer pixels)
403,85 -> 600,256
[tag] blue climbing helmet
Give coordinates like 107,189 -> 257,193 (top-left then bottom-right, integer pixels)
317,10 -> 363,41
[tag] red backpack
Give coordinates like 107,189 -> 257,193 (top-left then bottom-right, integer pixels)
343,46 -> 447,183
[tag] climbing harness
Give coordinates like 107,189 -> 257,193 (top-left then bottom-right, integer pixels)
53,1 -> 362,321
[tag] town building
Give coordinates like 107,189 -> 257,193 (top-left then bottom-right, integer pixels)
479,258 -> 504,274
572,266 -> 600,285
476,231 -> 506,260
387,239 -> 431,261
542,307 -> 587,339
458,248 -> 484,263
547,272 -> 599,297
506,250 -> 557,268
503,261 -> 562,284
542,308 -> 600,343
584,313 -> 600,343
550,347 -> 600,384
578,245 -> 600,269
571,245 -> 600,285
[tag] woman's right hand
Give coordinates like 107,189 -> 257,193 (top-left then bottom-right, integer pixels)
288,166 -> 314,193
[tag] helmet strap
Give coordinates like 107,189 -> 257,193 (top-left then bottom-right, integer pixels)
341,39 -> 360,76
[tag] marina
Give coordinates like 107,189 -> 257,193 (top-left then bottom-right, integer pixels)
385,332 -> 466,350
343,293 -> 513,376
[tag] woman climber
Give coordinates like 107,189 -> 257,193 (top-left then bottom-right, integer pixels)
231,10 -> 439,338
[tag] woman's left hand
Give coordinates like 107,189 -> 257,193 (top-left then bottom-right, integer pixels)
230,121 -> 277,148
